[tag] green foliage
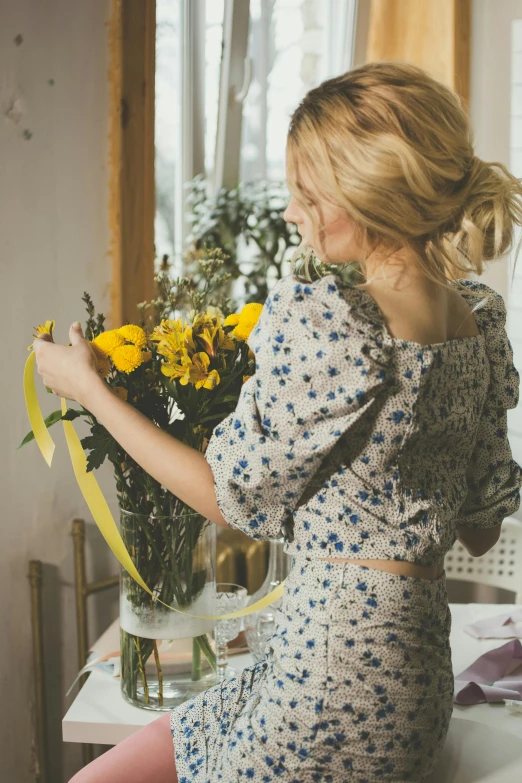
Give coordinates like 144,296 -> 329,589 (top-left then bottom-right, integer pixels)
18,407 -> 83,449
184,174 -> 362,302
81,423 -> 120,472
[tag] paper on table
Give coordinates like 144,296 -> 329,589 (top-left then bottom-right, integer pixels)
66,617 -> 251,697
454,639 -> 522,705
464,607 -> 522,639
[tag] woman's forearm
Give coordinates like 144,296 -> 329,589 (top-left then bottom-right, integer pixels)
78,377 -> 229,527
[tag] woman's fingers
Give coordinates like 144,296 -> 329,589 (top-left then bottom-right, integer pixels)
34,332 -> 54,346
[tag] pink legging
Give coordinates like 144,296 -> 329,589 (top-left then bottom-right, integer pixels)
68,713 -> 177,783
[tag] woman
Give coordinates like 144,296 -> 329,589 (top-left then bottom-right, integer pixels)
34,62 -> 522,782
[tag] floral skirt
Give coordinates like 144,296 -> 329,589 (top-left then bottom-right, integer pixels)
170,557 -> 454,783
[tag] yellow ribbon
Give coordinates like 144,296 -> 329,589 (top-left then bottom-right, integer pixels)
24,351 -> 285,621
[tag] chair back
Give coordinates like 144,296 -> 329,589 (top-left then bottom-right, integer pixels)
445,517 -> 522,603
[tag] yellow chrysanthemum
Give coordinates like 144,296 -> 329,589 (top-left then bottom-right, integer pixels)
111,344 -> 146,374
89,342 -> 111,379
111,386 -> 128,402
233,303 -> 263,341
93,330 -> 125,356
117,324 -> 147,348
28,320 -> 55,350
224,303 -> 263,341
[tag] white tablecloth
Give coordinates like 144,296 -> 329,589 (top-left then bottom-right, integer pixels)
63,603 -> 522,758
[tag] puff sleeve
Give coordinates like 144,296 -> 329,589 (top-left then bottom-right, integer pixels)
204,274 -> 393,540
455,282 -> 522,529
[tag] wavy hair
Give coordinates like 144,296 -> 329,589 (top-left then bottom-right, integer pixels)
286,61 -> 522,298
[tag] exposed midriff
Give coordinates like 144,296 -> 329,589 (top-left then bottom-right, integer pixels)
317,557 -> 444,580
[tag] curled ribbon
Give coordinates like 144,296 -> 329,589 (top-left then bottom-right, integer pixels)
24,350 -> 285,621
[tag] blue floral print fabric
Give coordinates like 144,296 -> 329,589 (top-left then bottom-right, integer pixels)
169,272 -> 522,782
205,273 -> 522,564
170,558 -> 454,782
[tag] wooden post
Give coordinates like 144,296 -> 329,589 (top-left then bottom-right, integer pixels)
109,0 -> 157,328
366,0 -> 471,110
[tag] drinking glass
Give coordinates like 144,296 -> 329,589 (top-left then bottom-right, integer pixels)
214,582 -> 248,681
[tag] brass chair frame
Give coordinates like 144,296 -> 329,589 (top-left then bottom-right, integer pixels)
28,560 -> 49,783
72,518 -> 119,766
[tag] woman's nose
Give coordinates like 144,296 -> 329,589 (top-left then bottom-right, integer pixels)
283,197 -> 301,225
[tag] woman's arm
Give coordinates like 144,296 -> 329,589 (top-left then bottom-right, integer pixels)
456,524 -> 502,557
78,376 -> 229,526
32,323 -> 230,527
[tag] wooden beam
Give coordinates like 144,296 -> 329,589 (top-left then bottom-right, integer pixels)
109,0 -> 156,328
366,0 -> 471,110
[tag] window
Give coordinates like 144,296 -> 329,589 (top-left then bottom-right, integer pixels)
154,0 -> 358,272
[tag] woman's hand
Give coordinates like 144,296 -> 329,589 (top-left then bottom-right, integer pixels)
32,322 -> 100,405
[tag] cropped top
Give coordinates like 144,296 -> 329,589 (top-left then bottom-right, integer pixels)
204,273 -> 522,566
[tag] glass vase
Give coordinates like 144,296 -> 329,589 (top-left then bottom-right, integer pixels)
119,507 -> 217,710
244,537 -> 293,662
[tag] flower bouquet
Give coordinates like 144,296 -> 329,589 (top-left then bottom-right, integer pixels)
21,248 -> 263,709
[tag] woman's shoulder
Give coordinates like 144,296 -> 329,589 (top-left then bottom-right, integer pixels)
453,278 -> 519,409
451,278 -> 508,330
265,272 -> 385,336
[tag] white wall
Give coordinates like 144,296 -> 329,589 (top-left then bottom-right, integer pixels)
0,2 -> 119,780
470,0 -> 522,478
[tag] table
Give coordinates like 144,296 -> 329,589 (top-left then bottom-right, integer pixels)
63,603 -> 522,746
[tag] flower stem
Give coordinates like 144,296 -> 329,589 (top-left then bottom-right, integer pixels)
133,636 -> 150,704
191,637 -> 202,681
152,640 -> 164,706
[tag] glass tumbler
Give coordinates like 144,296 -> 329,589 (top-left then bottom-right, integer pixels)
214,582 -> 248,681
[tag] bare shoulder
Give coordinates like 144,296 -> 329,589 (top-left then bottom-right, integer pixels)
445,287 -> 482,339
359,278 -> 481,344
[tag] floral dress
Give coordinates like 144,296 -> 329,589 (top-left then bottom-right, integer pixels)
170,273 -> 522,783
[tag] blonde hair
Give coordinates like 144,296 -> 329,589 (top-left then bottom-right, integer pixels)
286,61 -> 522,296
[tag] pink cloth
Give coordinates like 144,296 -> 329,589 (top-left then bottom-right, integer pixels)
463,608 -> 522,639
454,638 -> 522,704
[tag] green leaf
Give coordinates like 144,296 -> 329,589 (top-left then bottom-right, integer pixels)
214,394 -> 241,405
81,424 -> 119,472
17,408 -> 83,450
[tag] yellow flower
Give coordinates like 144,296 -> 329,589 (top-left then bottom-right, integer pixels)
225,302 -> 263,341
193,313 -> 234,355
111,344 -> 146,374
93,330 -> 125,356
195,323 -> 221,358
89,342 -> 111,379
182,325 -> 197,356
117,324 -> 147,348
28,320 -> 55,350
161,355 -> 192,384
189,352 -> 220,390
111,386 -> 128,402
151,319 -> 192,357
